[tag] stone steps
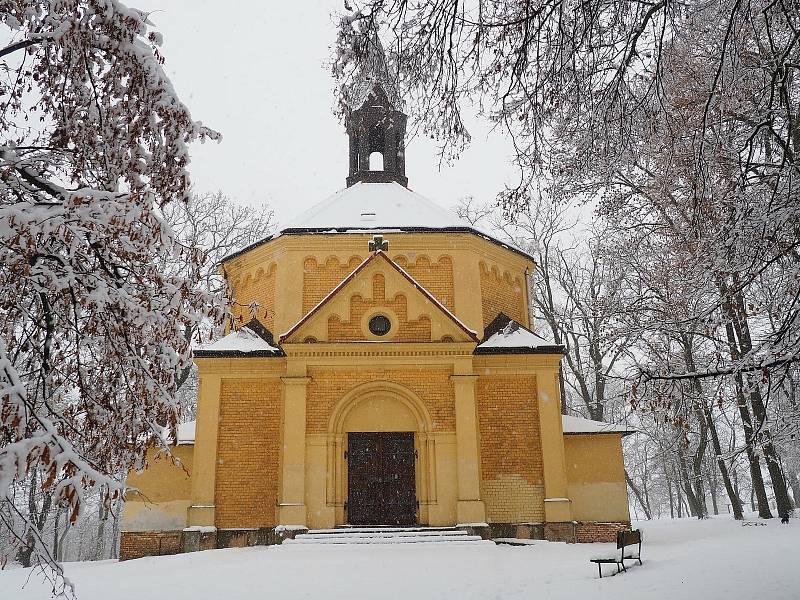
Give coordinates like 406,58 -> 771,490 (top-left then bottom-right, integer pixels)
285,526 -> 491,545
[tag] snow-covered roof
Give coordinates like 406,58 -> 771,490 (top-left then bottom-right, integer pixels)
477,323 -> 551,350
562,415 -> 635,435
194,328 -> 283,358
222,182 -> 532,264
474,314 -> 564,355
177,420 -> 196,445
280,182 -> 471,231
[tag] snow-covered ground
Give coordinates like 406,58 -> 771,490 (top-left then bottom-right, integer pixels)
2,516 -> 797,599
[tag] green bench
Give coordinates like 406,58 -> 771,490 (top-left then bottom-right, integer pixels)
589,529 -> 643,578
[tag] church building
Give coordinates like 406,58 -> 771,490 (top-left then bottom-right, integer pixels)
120,47 -> 632,560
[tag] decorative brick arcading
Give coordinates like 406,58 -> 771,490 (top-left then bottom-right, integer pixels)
477,375 -> 544,522
303,254 -> 455,315
327,273 -> 432,342
306,368 -> 455,433
215,379 -> 281,529
393,254 -> 454,310
479,261 -> 526,328
119,531 -> 181,561
303,256 -> 363,314
230,263 -> 277,330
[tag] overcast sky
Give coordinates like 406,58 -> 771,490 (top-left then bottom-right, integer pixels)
132,0 -> 519,225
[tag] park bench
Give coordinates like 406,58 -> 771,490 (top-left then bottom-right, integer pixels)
589,529 -> 643,578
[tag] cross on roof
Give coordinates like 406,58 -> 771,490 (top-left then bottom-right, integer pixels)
369,235 -> 389,252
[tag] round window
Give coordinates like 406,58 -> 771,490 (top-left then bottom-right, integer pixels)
368,314 -> 392,336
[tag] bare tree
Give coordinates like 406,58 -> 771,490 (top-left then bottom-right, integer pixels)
0,2 -> 221,587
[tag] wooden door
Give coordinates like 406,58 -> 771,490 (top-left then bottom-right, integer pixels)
347,432 -> 417,526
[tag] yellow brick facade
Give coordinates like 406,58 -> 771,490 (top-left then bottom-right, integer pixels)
302,255 -> 364,314
122,228 -> 630,545
214,378 -> 282,529
394,254 -> 454,310
230,262 -> 277,330
477,375 -> 545,522
479,260 -> 527,327
306,367 -> 455,434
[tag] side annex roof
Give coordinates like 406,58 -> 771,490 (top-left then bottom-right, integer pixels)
562,415 -> 636,436
194,319 -> 284,358
474,313 -> 564,355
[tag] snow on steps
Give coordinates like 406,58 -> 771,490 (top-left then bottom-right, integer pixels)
285,526 -> 491,545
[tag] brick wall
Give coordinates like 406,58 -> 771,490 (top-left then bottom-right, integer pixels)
215,379 -> 281,529
302,254 -> 455,315
393,254 -> 454,310
119,531 -> 182,561
327,273 -> 432,342
576,521 -> 631,543
303,256 -> 364,314
479,262 -> 527,327
306,368 -> 455,433
230,263 -> 277,330
544,521 -> 577,543
477,375 -> 544,523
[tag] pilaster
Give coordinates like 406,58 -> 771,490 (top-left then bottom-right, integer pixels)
188,374 -> 221,526
274,252 -> 304,338
453,259 -> 484,336
451,373 -> 486,523
537,368 -> 572,521
278,374 -> 311,525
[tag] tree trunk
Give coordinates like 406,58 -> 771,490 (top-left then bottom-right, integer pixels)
17,475 -> 37,568
665,463 -> 675,518
708,464 -> 719,515
53,507 -> 61,562
625,469 -> 652,519
723,317 -> 772,518
690,418 -> 709,518
703,400 -> 744,519
728,279 -> 792,517
746,381 -> 792,517
680,333 -> 742,519
57,508 -> 70,561
111,501 -> 122,559
95,502 -> 108,561
677,449 -> 702,517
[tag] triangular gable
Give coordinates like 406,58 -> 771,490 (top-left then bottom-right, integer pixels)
280,251 -> 479,344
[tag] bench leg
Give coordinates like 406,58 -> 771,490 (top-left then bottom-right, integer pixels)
598,563 -> 603,578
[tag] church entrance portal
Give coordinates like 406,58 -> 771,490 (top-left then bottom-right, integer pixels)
346,432 -> 417,526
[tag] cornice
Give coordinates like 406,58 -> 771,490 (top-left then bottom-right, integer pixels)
282,341 -> 477,359
194,356 -> 287,375
473,353 -> 563,373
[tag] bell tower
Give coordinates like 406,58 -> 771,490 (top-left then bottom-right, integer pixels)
345,34 -> 408,187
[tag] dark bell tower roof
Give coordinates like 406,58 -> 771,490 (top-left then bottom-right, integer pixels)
344,33 -> 408,187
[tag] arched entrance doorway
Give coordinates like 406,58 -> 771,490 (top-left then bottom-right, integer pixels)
327,382 -> 435,526
347,431 -> 415,525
